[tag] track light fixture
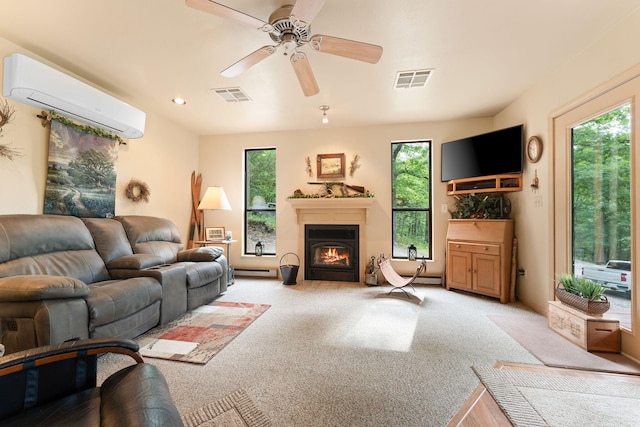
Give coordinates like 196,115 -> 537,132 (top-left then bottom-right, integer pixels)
319,105 -> 329,124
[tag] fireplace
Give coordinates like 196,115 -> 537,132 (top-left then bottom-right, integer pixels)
305,224 -> 359,282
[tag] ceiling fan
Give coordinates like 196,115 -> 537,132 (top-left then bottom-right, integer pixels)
185,0 -> 383,96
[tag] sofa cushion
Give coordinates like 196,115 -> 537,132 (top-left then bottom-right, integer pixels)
83,218 -> 133,264
86,278 -> 162,328
115,216 -> 183,263
181,261 -> 223,289
0,215 -> 110,284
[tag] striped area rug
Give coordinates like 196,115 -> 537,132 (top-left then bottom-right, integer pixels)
182,389 -> 271,427
472,365 -> 640,426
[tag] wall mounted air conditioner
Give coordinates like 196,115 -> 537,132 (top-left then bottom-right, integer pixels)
2,53 -> 146,139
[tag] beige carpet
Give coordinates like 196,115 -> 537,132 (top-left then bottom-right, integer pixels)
472,365 -> 640,427
181,389 -> 271,427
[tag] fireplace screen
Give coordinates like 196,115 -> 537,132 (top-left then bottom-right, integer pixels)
305,224 -> 359,282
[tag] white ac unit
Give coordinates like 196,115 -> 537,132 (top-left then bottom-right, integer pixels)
2,53 -> 146,139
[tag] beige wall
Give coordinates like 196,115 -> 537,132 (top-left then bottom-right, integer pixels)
3,4 -> 640,340
0,37 -> 200,238
495,8 -> 640,315
199,119 -> 493,277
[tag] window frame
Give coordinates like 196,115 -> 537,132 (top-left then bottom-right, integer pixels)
244,147 -> 276,256
390,140 -> 433,260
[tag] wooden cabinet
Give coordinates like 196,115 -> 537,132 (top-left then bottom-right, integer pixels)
446,219 -> 514,303
446,174 -> 522,195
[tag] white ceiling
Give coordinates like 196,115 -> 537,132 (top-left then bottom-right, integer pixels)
1,0 -> 640,136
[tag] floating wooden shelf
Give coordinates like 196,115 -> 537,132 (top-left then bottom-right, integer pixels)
446,174 -> 522,195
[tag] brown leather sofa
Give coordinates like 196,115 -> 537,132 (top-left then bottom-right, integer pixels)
0,337 -> 183,426
0,214 -> 227,355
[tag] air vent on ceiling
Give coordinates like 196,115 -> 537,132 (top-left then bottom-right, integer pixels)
394,69 -> 432,89
212,87 -> 252,102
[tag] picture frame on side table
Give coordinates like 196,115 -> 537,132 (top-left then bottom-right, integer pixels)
317,153 -> 346,178
205,227 -> 225,241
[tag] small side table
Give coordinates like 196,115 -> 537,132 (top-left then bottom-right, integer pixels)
195,239 -> 236,285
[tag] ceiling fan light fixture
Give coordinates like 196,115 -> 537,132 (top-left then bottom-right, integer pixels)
319,105 -> 329,124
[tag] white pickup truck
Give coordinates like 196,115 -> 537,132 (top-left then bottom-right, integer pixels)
581,260 -> 632,293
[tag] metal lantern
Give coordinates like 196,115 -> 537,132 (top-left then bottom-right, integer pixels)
408,244 -> 417,261
255,241 -> 263,256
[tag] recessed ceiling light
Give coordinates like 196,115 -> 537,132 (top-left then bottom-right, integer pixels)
172,97 -> 187,105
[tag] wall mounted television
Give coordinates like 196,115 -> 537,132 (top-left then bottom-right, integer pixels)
440,124 -> 523,182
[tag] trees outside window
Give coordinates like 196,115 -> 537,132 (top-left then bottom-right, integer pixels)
245,148 -> 276,255
391,141 -> 432,259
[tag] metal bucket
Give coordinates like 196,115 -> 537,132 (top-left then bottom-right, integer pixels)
279,252 -> 300,285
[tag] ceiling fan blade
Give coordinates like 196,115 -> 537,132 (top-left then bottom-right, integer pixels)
310,35 -> 383,64
221,46 -> 277,78
290,0 -> 326,28
290,52 -> 319,97
185,0 -> 268,30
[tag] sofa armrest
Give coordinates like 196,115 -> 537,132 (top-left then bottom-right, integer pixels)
0,275 -> 89,302
100,363 -> 183,427
177,246 -> 223,262
0,338 -> 145,421
107,254 -> 165,270
0,337 -> 142,369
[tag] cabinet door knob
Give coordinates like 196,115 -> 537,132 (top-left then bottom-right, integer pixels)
483,247 -> 488,251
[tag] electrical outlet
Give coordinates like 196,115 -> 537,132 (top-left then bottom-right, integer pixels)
441,203 -> 448,213
517,268 -> 527,278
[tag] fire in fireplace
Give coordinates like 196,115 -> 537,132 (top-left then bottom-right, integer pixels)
305,224 -> 359,282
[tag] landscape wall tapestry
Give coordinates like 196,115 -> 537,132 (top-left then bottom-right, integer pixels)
44,119 -> 118,218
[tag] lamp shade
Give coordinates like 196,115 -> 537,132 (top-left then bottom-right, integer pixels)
198,186 -> 231,211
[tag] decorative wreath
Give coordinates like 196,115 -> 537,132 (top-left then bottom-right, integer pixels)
125,179 -> 151,203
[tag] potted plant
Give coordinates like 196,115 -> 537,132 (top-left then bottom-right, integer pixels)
555,273 -> 610,315
450,193 -> 503,219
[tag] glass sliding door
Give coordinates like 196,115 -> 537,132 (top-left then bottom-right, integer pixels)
571,104 -> 632,329
554,71 -> 640,357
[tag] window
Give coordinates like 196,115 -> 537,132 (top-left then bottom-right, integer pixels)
391,141 -> 432,259
245,148 -> 276,255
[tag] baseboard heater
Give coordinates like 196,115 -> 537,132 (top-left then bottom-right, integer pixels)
233,268 -> 278,278
399,274 -> 443,285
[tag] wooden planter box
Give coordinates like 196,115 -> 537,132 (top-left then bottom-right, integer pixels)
548,301 -> 620,353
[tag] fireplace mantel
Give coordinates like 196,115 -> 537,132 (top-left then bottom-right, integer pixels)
287,197 -> 375,282
286,197 -> 375,224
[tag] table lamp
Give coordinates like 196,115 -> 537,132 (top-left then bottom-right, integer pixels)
198,186 -> 231,240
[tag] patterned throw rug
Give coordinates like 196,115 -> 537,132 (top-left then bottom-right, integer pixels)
138,301 -> 270,364
473,365 -> 640,426
182,389 -> 271,427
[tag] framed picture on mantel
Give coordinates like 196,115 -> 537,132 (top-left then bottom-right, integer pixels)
317,153 -> 345,178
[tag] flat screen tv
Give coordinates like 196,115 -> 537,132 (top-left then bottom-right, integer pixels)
440,124 -> 523,182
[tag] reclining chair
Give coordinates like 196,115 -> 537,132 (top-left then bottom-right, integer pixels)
0,338 -> 183,426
